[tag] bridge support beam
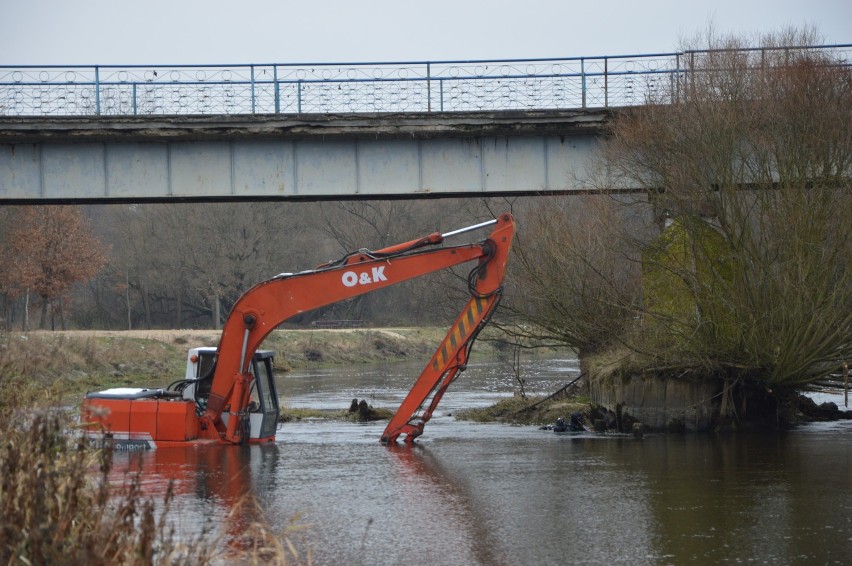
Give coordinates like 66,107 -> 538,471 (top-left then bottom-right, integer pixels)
0,110 -> 610,202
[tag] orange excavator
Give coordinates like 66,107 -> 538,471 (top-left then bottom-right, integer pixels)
82,213 -> 515,447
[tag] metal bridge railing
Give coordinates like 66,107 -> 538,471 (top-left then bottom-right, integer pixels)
0,45 -> 849,117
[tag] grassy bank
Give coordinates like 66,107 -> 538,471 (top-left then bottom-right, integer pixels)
0,327 -> 510,404
455,395 -> 590,427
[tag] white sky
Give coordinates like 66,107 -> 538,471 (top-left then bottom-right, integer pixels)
1,0 -> 850,65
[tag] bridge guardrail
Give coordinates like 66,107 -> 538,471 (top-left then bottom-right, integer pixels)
1,45 -> 849,116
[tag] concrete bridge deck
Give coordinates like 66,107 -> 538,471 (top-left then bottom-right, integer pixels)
0,109 -> 614,203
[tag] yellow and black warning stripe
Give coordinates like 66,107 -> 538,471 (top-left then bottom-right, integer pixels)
432,296 -> 490,371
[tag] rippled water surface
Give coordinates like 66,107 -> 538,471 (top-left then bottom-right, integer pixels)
114,355 -> 852,565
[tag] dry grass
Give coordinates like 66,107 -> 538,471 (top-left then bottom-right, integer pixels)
0,332 -> 312,566
455,395 -> 589,426
1,412 -> 186,565
0,331 -> 189,404
0,411 -> 313,565
265,327 -> 457,368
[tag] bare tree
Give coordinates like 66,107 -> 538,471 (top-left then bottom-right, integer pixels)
0,208 -> 22,327
596,28 -> 852,395
9,206 -> 108,330
187,202 -> 313,328
497,195 -> 650,361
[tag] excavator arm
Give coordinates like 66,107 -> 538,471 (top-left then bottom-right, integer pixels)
200,213 -> 515,444
380,293 -> 500,443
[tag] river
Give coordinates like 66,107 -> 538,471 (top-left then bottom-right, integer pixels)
114,354 -> 852,565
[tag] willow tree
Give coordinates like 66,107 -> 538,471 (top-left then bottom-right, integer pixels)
504,30 -> 850,426
599,29 -> 852,396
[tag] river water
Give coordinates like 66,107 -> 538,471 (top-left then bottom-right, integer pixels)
115,354 -> 852,565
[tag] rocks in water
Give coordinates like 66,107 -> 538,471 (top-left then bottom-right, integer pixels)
796,395 -> 852,421
358,399 -> 370,419
541,413 -> 588,432
347,398 -> 387,422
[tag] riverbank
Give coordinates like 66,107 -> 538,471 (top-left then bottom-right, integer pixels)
4,329 -> 844,431
0,327 -> 514,405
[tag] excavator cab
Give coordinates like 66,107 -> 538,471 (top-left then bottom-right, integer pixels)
182,347 -> 280,442
83,347 -> 281,448
243,350 -> 280,440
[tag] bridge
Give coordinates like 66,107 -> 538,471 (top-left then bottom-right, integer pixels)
1,45 -> 848,202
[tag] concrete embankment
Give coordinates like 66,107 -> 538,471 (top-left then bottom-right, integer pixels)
589,374 -> 719,432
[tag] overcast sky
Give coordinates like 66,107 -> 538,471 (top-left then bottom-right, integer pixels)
1,0 -> 849,65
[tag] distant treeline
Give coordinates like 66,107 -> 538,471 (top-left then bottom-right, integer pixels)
0,199 -> 533,331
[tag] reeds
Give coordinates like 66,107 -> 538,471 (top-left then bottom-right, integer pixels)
0,411 -> 311,565
0,412 -> 179,564
0,334 -> 310,565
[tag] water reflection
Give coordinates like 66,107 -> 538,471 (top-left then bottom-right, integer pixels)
422,435 -> 660,565
639,427 -> 852,564
111,443 -> 285,550
114,356 -> 852,564
386,445 -> 508,565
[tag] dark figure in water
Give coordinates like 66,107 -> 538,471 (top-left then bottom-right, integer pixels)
568,412 -> 585,431
541,413 -> 586,432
